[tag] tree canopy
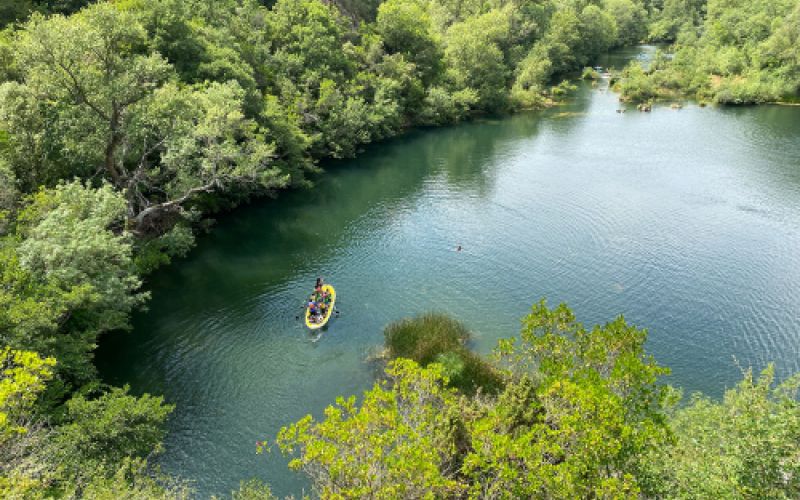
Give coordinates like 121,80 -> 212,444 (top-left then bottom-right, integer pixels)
619,0 -> 800,103
1,1 -> 797,498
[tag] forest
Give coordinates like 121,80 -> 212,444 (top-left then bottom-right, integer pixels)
0,0 -> 798,498
618,0 -> 800,103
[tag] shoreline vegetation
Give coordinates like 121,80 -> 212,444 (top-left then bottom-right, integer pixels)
274,304 -> 800,499
0,0 -> 798,498
614,0 -> 800,105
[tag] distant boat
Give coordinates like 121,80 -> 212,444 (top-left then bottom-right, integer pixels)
305,284 -> 336,330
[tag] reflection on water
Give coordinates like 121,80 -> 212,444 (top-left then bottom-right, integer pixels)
97,49 -> 800,498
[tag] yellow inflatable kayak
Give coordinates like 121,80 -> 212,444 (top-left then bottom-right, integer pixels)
305,284 -> 336,330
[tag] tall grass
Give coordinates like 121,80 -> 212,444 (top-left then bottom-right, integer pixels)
384,313 -> 502,395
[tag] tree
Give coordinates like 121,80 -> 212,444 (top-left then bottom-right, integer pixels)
34,1 -> 93,16
463,375 -> 644,498
277,359 -> 466,499
604,0 -> 648,46
578,5 -> 618,59
265,0 -> 354,87
538,8 -> 582,76
375,0 -> 443,85
53,387 -> 173,480
0,181 -> 144,390
0,161 -> 16,234
0,348 -> 54,440
128,81 -> 286,234
264,0 -> 381,158
80,457 -> 191,500
1,2 -> 287,234
630,0 -> 798,103
466,301 -> 673,498
498,300 -> 673,432
0,0 -> 34,27
0,375 -> 180,499
7,3 -> 172,189
642,366 -> 800,498
648,0 -> 705,42
443,8 -> 513,111
0,348 -> 55,497
227,478 -> 276,500
276,303 -> 675,498
760,3 -> 800,95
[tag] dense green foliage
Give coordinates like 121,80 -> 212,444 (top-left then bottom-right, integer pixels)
0,347 -> 55,439
0,346 -> 183,497
2,0 -> 797,497
1,182 -> 144,399
0,2 -> 658,495
642,366 -> 800,498
619,0 -> 800,103
279,303 -> 800,499
0,0 -> 660,234
0,0 -> 659,496
0,1 -> 93,27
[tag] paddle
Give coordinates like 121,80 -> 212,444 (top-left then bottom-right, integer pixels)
295,302 -> 308,321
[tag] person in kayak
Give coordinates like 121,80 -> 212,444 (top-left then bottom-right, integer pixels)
308,299 -> 320,319
315,277 -> 324,292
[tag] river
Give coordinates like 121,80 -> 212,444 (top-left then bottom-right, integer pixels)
96,47 -> 800,497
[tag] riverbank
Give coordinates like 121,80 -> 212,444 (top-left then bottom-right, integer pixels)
3,1 -> 797,496
615,0 -> 799,106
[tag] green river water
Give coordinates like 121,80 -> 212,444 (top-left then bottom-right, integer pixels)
97,47 -> 800,497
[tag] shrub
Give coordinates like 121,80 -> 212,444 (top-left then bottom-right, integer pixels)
385,313 -> 468,364
384,313 -> 502,394
581,67 -> 600,80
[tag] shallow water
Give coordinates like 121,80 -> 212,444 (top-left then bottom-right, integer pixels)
97,47 -> 800,497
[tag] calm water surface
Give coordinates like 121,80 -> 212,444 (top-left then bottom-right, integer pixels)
97,48 -> 800,497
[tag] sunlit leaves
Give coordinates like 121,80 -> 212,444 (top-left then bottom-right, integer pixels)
0,348 -> 54,439
278,303 -> 674,498
278,359 -> 466,499
642,366 -> 800,498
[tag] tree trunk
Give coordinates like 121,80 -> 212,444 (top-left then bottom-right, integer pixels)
104,109 -> 123,185
132,203 -> 182,236
131,182 -> 218,235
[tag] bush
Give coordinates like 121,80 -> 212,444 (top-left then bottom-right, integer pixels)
385,313 -> 468,364
384,313 -> 502,394
509,85 -> 547,110
617,62 -> 659,103
550,80 -> 578,96
448,350 -> 503,395
418,87 -> 478,126
581,67 -> 600,80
